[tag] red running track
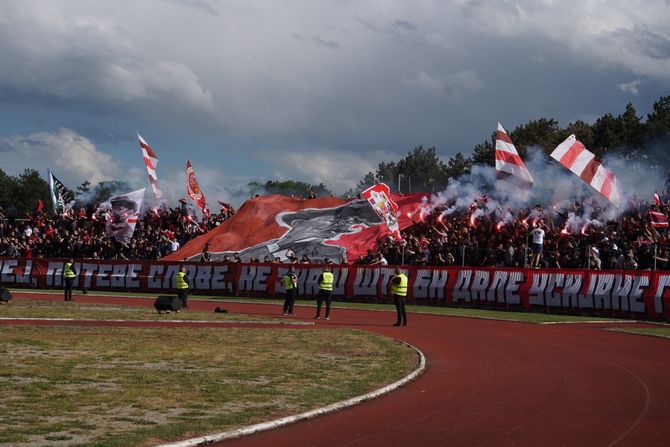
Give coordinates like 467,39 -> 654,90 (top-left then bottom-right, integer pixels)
5,292 -> 670,447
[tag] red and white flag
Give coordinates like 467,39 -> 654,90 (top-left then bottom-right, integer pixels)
654,192 -> 662,207
186,160 -> 208,216
495,123 -> 533,189
137,133 -> 163,199
551,135 -> 621,207
362,182 -> 402,240
649,210 -> 668,228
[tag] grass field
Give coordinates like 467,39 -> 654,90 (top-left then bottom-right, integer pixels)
608,327 -> 670,339
8,289 -> 626,324
0,298 -> 289,324
0,324 -> 417,447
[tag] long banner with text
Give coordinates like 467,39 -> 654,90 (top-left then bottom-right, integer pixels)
2,257 -> 670,320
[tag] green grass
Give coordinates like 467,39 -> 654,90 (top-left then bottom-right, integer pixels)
0,298 -> 288,323
608,327 -> 670,339
7,288 -> 623,323
0,325 -> 417,446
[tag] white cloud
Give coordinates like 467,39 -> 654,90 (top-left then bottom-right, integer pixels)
0,128 -> 120,186
617,79 -> 643,96
258,148 -> 401,193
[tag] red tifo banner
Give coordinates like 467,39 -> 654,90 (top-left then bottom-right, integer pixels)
3,257 -> 670,320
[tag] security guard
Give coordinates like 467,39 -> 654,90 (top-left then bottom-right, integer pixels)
62,258 -> 77,301
176,265 -> 190,308
390,267 -> 408,326
315,266 -> 334,320
282,265 -> 298,316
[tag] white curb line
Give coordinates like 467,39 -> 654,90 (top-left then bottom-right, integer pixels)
155,340 -> 427,447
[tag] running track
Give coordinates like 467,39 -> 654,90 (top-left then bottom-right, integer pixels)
4,292 -> 670,447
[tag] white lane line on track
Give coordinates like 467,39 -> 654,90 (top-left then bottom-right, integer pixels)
155,341 -> 427,447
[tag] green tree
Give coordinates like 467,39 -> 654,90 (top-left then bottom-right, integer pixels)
646,95 -> 670,140
470,139 -> 494,167
248,180 -> 332,198
7,169 -> 51,216
510,118 -> 563,155
445,152 -> 473,179
564,120 -> 594,150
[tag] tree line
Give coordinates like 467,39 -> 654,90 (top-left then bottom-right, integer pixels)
2,96 -> 669,216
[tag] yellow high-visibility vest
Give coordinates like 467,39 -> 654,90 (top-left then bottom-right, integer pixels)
176,271 -> 189,289
391,273 -> 408,297
319,271 -> 334,291
284,273 -> 295,290
63,263 -> 76,279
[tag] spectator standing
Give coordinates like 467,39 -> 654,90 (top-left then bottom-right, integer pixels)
282,265 -> 298,316
62,258 -> 76,301
389,267 -> 408,327
530,221 -> 546,268
176,265 -> 190,308
315,266 -> 334,320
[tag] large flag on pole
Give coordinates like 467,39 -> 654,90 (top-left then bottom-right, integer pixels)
550,135 -> 621,207
47,168 -> 74,215
137,133 -> 163,199
362,183 -> 402,240
186,160 -> 208,216
97,188 -> 145,243
495,123 -> 533,189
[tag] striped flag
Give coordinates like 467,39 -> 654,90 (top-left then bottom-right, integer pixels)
550,135 -> 621,207
362,183 -> 402,240
495,123 -> 533,189
137,133 -> 163,199
654,192 -> 662,206
186,160 -> 208,216
649,210 -> 668,228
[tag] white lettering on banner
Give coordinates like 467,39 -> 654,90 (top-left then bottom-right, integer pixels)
654,275 -> 670,314
506,271 -> 524,305
80,263 -> 98,289
127,264 -> 142,288
471,270 -> 490,302
413,269 -> 433,299
592,273 -> 615,309
301,269 -> 322,296
96,264 -> 112,288
487,271 -> 509,303
111,264 -> 127,288
453,269 -> 473,302
148,264 -> 164,289
17,260 -> 32,285
562,274 -> 582,307
0,259 -> 17,284
276,267 -> 288,294
332,268 -> 348,295
429,269 -> 449,300
578,275 -> 598,309
238,265 -> 271,292
46,262 -> 63,287
211,265 -> 231,291
529,273 -> 549,306
377,268 -> 396,298
163,265 -> 180,289
354,268 -> 380,296
545,274 -> 565,307
612,274 -> 633,311
630,275 -> 648,313
194,265 -> 213,290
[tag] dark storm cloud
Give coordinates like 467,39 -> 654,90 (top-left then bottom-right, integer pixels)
0,0 -> 668,192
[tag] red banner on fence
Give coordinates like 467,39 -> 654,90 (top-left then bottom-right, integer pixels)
2,257 -> 669,320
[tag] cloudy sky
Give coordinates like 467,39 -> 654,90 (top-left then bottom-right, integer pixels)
0,0 -> 668,202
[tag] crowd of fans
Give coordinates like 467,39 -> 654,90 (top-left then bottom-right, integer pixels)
2,190 -> 670,271
362,192 -> 670,271
0,200 -> 235,260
